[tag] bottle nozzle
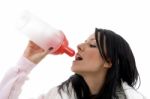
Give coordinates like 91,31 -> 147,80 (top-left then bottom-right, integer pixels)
64,46 -> 75,57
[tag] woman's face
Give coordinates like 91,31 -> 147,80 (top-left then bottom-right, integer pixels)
71,33 -> 106,75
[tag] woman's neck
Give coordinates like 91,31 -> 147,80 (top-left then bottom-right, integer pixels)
82,71 -> 107,95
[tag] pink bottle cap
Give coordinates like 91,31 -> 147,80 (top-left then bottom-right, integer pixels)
53,35 -> 75,57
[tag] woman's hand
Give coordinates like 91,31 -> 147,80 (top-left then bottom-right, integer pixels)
23,41 -> 53,64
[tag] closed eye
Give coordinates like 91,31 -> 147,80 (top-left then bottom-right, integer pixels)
89,44 -> 97,48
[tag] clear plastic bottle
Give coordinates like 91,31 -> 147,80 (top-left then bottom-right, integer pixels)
17,12 -> 75,57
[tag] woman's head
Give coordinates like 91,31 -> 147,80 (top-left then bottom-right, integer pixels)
72,28 -> 139,86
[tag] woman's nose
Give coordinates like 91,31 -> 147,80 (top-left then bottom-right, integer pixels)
77,43 -> 85,51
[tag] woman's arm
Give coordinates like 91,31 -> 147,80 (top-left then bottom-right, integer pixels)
0,41 -> 52,99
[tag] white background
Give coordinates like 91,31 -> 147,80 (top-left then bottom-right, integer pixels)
0,0 -> 149,98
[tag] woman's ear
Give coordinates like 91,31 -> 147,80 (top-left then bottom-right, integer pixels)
103,61 -> 112,68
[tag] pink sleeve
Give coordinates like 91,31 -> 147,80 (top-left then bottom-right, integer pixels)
0,56 -> 36,99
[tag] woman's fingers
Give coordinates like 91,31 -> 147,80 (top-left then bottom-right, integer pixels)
43,47 -> 54,55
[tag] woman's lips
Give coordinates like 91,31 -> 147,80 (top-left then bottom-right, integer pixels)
75,53 -> 83,61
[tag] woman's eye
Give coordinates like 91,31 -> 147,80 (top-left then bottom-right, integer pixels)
89,44 -> 97,48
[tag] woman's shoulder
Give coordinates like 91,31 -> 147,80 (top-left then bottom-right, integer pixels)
40,86 -> 62,99
122,82 -> 146,99
44,83 -> 75,99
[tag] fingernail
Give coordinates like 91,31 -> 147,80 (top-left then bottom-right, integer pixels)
48,47 -> 53,50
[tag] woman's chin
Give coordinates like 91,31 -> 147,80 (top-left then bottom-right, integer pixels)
71,66 -> 80,73
71,68 -> 84,76
71,65 -> 77,72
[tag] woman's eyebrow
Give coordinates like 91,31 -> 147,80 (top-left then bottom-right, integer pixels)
90,38 -> 96,41
85,38 -> 96,42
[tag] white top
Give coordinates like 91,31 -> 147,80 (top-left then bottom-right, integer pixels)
0,56 -> 146,99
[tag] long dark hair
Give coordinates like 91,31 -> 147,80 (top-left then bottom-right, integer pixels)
58,28 -> 140,99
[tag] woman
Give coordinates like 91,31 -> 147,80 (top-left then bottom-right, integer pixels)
0,28 -> 145,99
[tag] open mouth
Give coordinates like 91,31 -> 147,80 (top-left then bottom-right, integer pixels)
75,53 -> 83,61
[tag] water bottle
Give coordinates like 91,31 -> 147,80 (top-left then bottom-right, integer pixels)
17,12 -> 75,57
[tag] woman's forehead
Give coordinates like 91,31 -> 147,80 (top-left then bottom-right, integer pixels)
86,33 -> 95,41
